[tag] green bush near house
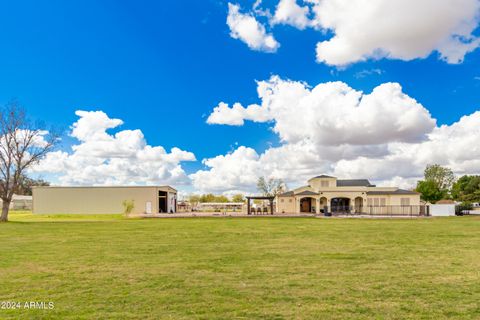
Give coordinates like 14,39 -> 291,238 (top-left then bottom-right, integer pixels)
1,212 -> 479,319
122,200 -> 135,216
457,201 -> 473,215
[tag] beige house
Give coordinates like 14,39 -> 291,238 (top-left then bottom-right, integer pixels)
276,175 -> 422,215
33,186 -> 177,214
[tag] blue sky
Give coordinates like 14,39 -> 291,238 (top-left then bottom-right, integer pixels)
1,0 -> 480,193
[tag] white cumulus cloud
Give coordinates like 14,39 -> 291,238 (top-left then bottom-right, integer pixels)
309,0 -> 480,65
207,102 -> 272,126
271,0 -> 311,30
190,146 -> 262,193
227,3 -> 280,52
225,0 -> 480,65
32,110 -> 196,186
333,111 -> 480,182
206,76 -> 436,146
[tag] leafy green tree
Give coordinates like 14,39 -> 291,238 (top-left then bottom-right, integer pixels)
424,164 -> 455,191
452,175 -> 480,202
459,201 -> 473,211
231,194 -> 245,203
214,195 -> 229,203
257,177 -> 286,197
416,180 -> 446,203
199,194 -> 215,203
415,164 -> 455,203
197,194 -> 229,203
188,194 -> 200,203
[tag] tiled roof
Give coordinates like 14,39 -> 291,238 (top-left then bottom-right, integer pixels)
366,189 -> 418,195
277,191 -> 294,197
310,175 -> 336,179
337,179 -> 374,187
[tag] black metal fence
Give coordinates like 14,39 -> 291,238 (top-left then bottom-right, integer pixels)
320,205 -> 429,216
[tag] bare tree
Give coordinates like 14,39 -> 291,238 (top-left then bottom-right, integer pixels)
257,177 -> 287,197
16,174 -> 50,195
0,103 -> 59,222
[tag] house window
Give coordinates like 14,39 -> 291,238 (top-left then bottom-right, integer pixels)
321,181 -> 329,187
289,199 -> 292,203
401,198 -> 410,206
280,199 -> 284,203
369,198 -> 386,206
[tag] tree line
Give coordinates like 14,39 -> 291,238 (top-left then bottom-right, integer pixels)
188,193 -> 245,204
187,177 -> 287,205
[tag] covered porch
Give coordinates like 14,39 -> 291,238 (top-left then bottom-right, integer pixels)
246,196 -> 275,215
295,194 -> 365,214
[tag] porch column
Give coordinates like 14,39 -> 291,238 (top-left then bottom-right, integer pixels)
316,198 -> 321,214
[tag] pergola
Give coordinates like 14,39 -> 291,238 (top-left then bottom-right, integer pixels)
246,196 -> 275,215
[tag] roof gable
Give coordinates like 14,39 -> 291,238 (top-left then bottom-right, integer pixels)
296,190 -> 319,196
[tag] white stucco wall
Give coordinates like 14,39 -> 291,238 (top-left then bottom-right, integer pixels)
429,204 -> 456,216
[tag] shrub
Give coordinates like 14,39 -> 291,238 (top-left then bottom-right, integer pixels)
122,200 -> 135,216
456,202 -> 473,216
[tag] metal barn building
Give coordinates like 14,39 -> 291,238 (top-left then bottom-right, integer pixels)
32,186 -> 177,214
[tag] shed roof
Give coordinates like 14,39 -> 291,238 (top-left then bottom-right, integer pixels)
33,185 -> 177,192
436,199 -> 455,204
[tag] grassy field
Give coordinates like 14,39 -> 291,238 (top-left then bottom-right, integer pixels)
1,212 -> 479,319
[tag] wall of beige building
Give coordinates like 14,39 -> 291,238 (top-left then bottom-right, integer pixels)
383,194 -> 419,206
277,197 -> 296,213
32,186 -> 176,214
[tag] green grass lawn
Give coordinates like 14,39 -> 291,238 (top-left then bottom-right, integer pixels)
1,212 -> 479,319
